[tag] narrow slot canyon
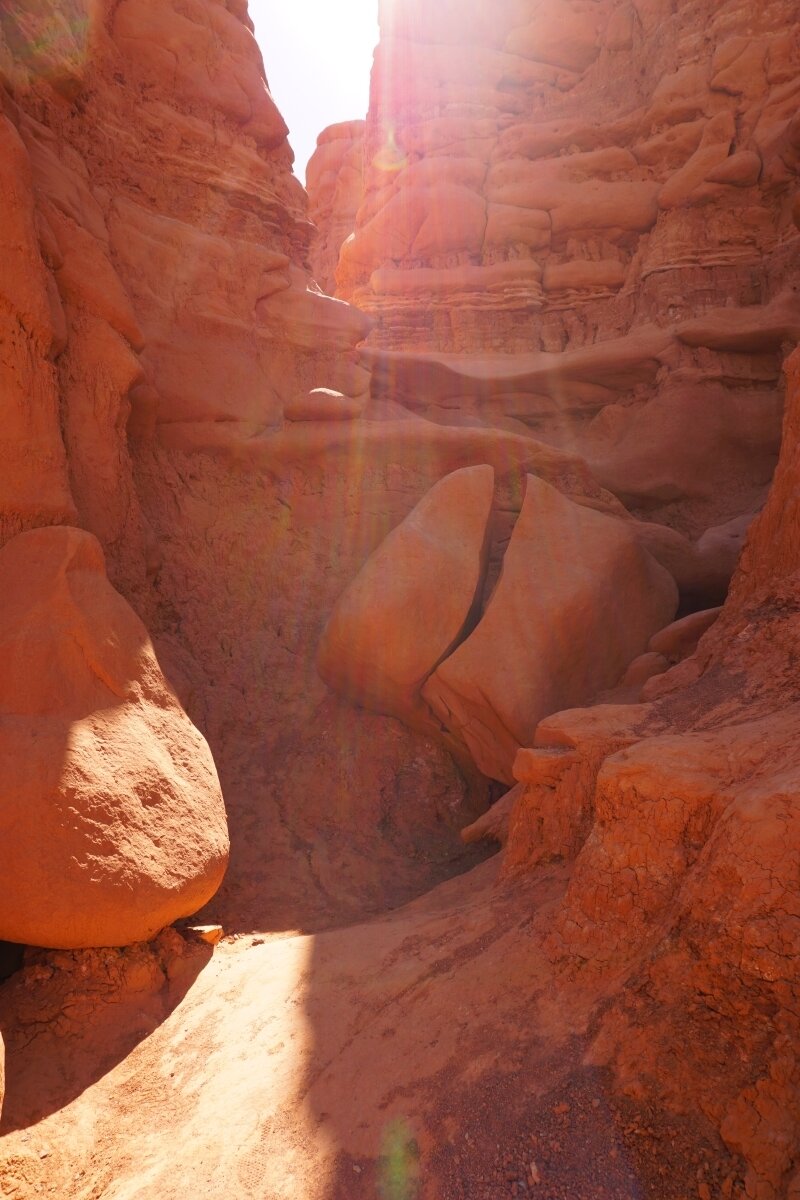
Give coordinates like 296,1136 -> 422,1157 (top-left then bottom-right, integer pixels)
1,2 -> 799,1199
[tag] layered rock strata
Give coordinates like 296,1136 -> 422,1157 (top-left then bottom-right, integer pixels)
304,5 -> 800,1194
0,1 -> 799,1197
308,0 -> 800,603
334,0 -> 798,354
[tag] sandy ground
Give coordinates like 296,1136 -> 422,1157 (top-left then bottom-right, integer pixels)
0,854 -> 732,1200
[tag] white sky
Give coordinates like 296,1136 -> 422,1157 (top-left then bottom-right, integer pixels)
248,0 -> 379,183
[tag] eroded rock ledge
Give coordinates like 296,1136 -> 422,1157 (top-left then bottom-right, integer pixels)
0,1 -> 799,1198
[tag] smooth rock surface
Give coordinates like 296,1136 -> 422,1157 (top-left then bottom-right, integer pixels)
318,465 -> 495,721
0,526 -> 228,949
648,606 -> 723,661
423,476 -> 678,781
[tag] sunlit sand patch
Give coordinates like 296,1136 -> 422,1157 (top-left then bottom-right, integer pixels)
0,934 -> 333,1200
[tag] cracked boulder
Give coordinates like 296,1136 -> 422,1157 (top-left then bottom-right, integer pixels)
0,526 -> 229,949
317,465 -> 495,722
423,475 -> 678,782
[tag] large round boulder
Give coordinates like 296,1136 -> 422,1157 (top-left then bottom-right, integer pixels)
0,526 -> 228,948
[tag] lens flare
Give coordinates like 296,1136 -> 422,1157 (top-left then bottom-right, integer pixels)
378,1118 -> 421,1200
373,125 -> 408,175
1,0 -> 91,96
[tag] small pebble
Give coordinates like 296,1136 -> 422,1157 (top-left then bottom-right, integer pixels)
188,924 -> 224,945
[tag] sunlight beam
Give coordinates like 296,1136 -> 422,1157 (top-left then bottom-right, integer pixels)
248,0 -> 379,182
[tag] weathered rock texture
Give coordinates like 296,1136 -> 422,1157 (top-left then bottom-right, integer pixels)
309,0 -> 800,603
334,0 -> 798,351
0,526 -> 228,948
307,120 -> 365,295
0,0 -> 372,578
1,1 -> 800,1198
499,351 -> 800,1199
304,2 -> 800,1194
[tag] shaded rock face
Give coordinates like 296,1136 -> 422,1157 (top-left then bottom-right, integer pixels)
318,464 -> 495,724
494,350 -> 800,1200
422,475 -> 677,782
3,0 -> 793,958
0,0 -> 371,586
0,0 -> 494,948
303,4 -> 800,1193
321,467 -> 677,783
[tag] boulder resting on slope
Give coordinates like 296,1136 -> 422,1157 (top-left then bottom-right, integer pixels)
423,476 -> 678,782
318,465 -> 495,722
0,526 -> 228,949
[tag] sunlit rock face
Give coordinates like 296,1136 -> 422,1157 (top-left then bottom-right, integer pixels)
0,0 -> 799,1198
308,0 -> 800,588
0,526 -> 228,950
307,120 -> 366,295
338,0 -> 798,353
0,0 -> 490,948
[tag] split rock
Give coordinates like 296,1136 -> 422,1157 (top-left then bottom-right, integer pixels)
423,476 -> 678,781
318,465 -> 495,720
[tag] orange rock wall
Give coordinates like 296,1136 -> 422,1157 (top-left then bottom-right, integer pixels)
494,323 -> 800,1200
333,0 -> 798,355
304,5 -> 800,1193
731,346 -> 800,604
308,119 -> 365,295
0,0 -> 492,943
0,0 -> 372,594
307,0 -> 800,597
1,0 -> 800,1193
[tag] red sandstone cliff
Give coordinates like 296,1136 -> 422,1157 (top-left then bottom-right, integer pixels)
1,2 -> 799,1199
307,119 -> 366,295
309,0 -> 800,596
0,0 -> 498,956
335,0 -> 799,351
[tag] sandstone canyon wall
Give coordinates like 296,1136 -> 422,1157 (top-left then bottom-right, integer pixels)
311,0 -> 800,588
0,0 -> 517,953
305,3 -> 800,1193
307,0 -> 800,800
307,119 -> 366,295
1,1 -> 800,1198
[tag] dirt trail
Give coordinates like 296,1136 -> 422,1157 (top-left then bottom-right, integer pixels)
0,857 -> 729,1200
